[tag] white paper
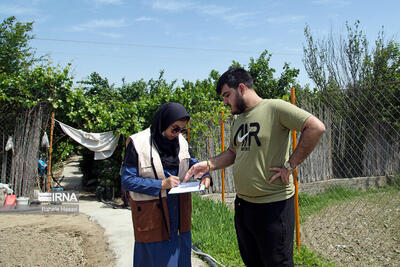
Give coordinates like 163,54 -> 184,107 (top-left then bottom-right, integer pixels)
168,182 -> 205,194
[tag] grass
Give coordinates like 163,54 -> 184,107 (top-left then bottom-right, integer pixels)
191,194 -> 243,267
293,244 -> 335,266
191,179 -> 400,266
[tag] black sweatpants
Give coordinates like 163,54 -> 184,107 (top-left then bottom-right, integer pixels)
234,196 -> 295,267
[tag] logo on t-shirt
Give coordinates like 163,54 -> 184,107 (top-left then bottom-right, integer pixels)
237,131 -> 249,143
234,122 -> 261,151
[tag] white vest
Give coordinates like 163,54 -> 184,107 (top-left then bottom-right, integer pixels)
128,128 -> 190,200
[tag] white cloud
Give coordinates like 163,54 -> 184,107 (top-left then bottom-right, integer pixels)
93,0 -> 123,5
152,0 -> 195,11
97,31 -> 122,38
0,4 -> 39,15
312,0 -> 330,3
241,37 -> 271,46
281,46 -> 303,55
267,15 -> 306,24
71,18 -> 130,32
33,14 -> 52,25
200,5 -> 255,28
198,5 -> 231,16
136,16 -> 158,22
151,1 -> 255,28
311,0 -> 350,7
221,12 -> 252,27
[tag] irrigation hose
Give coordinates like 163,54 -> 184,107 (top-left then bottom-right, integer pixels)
192,245 -> 226,267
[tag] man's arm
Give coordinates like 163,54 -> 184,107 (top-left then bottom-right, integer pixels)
209,147 -> 236,170
290,115 -> 326,167
269,115 -> 325,184
183,147 -> 236,182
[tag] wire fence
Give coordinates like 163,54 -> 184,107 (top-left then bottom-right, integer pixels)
297,86 -> 400,266
191,85 -> 400,266
193,87 -> 399,191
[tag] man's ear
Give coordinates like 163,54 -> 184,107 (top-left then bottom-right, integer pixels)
238,83 -> 246,95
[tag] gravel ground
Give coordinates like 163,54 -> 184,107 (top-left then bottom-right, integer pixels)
301,190 -> 400,266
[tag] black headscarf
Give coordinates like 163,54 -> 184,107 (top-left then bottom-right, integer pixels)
150,102 -> 190,170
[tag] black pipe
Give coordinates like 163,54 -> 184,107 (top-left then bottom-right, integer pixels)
192,244 -> 219,267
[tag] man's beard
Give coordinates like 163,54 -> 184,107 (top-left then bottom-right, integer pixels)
232,94 -> 246,115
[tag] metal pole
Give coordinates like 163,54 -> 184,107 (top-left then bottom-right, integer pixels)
291,87 -> 301,251
221,111 -> 225,203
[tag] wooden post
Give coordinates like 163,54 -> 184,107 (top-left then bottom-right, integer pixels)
47,107 -> 55,192
291,87 -> 301,251
374,122 -> 377,173
187,121 -> 190,143
47,87 -> 56,192
221,111 -> 225,203
330,118 -> 333,179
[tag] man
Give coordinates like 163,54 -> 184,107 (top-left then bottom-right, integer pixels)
183,67 -> 325,266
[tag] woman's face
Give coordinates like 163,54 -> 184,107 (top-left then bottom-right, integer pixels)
164,120 -> 187,140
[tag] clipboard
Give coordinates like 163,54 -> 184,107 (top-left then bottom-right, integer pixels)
168,182 -> 205,194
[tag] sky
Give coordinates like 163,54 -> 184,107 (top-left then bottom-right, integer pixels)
1,0 -> 399,88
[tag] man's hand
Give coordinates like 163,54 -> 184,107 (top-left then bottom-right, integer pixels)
161,175 -> 180,189
269,167 -> 291,185
183,161 -> 208,182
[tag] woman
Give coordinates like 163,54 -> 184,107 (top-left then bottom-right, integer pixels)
121,102 -> 211,267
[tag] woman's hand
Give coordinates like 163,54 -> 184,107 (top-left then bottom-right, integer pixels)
161,175 -> 180,189
200,177 -> 211,189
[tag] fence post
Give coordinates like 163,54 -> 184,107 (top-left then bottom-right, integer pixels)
291,87 -> 301,251
47,89 -> 56,192
187,121 -> 190,143
221,111 -> 225,203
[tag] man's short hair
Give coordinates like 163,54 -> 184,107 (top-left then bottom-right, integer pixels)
216,67 -> 254,94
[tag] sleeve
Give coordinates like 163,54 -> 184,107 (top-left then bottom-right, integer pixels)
228,115 -> 238,149
123,141 -> 138,167
121,140 -> 162,196
189,157 -> 199,168
275,99 -> 312,131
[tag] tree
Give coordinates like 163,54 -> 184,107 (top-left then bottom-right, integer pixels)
230,50 -> 299,99
119,77 -> 148,102
302,21 -> 400,178
78,72 -> 114,98
303,21 -> 370,92
0,16 -> 38,75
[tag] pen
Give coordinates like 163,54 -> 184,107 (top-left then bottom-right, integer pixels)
198,175 -> 207,189
165,170 -> 183,183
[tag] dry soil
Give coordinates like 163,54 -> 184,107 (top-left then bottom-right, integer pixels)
0,213 -> 115,267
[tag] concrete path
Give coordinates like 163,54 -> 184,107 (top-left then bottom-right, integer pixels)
61,158 -> 207,267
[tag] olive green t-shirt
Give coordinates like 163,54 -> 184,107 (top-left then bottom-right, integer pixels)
229,99 -> 311,203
